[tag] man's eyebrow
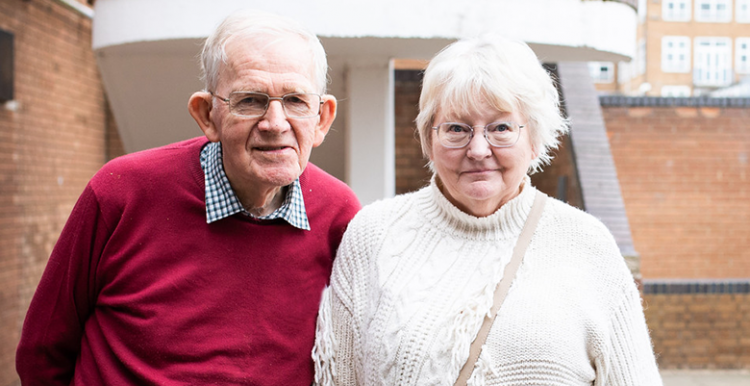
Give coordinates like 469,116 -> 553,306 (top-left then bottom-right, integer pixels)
281,85 -> 310,94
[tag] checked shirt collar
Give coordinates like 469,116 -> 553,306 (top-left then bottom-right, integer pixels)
200,141 -> 310,230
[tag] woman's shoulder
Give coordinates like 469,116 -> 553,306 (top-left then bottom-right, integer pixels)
542,196 -> 615,241
348,187 -> 427,230
537,196 -> 629,273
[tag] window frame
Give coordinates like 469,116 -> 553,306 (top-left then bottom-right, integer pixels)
736,38 -> 750,74
663,0 -> 692,21
693,37 -> 733,87
694,0 -> 732,23
737,0 -> 750,23
662,36 -> 692,73
588,62 -> 615,83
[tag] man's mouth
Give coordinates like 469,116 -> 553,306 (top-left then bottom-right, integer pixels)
255,146 -> 290,151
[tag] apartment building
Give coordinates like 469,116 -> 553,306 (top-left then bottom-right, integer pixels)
592,0 -> 750,96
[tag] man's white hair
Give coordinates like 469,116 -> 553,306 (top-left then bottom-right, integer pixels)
199,9 -> 328,94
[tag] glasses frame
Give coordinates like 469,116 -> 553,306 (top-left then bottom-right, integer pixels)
211,91 -> 324,119
431,121 -> 525,149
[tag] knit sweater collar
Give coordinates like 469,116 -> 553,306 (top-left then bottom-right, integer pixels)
416,174 -> 537,241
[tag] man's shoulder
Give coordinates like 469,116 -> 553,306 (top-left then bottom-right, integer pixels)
103,137 -> 206,170
91,137 -> 207,195
299,163 -> 361,222
96,137 -> 206,178
299,163 -> 358,201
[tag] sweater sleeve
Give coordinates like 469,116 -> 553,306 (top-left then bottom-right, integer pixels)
595,282 -> 663,386
313,286 -> 359,386
16,183 -> 112,385
313,207 -> 379,386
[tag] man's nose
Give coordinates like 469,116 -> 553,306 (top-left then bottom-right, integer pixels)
258,99 -> 290,132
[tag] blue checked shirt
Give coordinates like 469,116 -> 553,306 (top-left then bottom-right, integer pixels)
200,142 -> 310,230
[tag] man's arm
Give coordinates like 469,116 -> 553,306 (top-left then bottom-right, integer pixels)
16,184 -> 111,385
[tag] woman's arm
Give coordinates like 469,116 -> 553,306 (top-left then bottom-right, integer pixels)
595,282 -> 663,386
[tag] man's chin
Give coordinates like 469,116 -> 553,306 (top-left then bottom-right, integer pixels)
258,169 -> 301,188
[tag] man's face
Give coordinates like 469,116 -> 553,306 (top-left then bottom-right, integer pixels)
203,35 -> 333,196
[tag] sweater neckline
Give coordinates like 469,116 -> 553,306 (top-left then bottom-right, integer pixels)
416,174 -> 537,241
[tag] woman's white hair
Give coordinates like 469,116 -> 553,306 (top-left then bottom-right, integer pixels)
199,9 -> 328,94
416,34 -> 569,174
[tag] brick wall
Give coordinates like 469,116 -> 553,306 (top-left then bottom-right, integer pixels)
602,97 -> 750,369
602,101 -> 750,279
529,134 -> 584,209
0,0 -> 110,384
643,292 -> 750,369
394,70 -> 431,194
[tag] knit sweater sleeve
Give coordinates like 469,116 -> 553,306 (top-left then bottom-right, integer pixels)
580,214 -> 662,386
16,183 -> 113,385
313,203 -> 385,386
595,281 -> 663,386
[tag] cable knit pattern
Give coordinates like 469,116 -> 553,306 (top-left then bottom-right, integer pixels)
313,177 -> 662,386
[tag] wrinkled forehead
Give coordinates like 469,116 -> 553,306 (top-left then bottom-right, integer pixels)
222,33 -> 317,83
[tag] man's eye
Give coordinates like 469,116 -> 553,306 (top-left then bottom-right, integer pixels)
233,94 -> 266,107
285,96 -> 305,104
238,96 -> 262,105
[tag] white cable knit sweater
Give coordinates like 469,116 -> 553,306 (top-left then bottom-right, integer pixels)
313,177 -> 662,386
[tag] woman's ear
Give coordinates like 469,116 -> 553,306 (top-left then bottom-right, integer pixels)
188,92 -> 220,142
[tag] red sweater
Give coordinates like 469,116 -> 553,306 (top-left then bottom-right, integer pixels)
16,137 -> 361,385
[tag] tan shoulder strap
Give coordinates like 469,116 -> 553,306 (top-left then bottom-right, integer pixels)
454,191 -> 547,386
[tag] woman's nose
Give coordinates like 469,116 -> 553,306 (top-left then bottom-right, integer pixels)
466,129 -> 492,159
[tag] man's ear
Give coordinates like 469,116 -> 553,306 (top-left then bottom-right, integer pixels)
188,92 -> 220,142
313,95 -> 337,147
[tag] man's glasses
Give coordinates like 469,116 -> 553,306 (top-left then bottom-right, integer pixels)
432,122 -> 524,148
212,92 -> 323,119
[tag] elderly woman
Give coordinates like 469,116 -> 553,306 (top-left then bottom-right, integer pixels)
313,35 -> 661,385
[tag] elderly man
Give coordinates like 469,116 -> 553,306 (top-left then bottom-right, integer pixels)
16,9 -> 360,386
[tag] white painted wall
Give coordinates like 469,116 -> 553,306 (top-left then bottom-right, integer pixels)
346,59 -> 396,205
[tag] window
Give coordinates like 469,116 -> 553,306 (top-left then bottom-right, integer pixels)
661,85 -> 692,97
736,38 -> 750,74
0,29 -> 13,101
588,62 -> 614,83
695,0 -> 732,22
738,0 -> 750,22
663,0 -> 692,21
694,37 -> 733,86
662,36 -> 691,73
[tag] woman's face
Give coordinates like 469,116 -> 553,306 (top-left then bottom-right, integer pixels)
430,104 -> 537,217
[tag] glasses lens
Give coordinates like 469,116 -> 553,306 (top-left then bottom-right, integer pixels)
229,93 -> 269,117
485,122 -> 520,147
282,93 -> 321,118
437,123 -> 472,148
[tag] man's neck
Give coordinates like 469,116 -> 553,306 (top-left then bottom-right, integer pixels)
239,185 -> 287,217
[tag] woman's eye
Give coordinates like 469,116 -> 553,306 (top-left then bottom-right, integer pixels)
447,124 -> 466,133
488,123 -> 510,133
